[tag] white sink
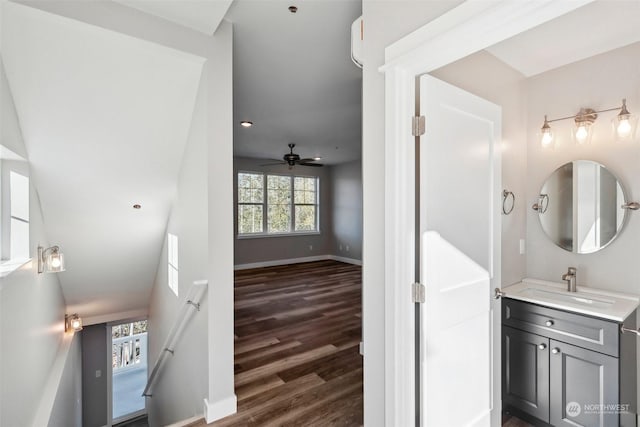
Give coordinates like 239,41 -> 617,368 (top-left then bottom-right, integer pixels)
503,278 -> 639,322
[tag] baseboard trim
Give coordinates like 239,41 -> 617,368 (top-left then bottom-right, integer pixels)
328,255 -> 363,266
166,415 -> 204,427
204,395 -> 237,424
234,254 -> 362,270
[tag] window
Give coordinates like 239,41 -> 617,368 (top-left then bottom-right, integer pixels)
10,171 -> 29,259
167,233 -> 178,296
237,172 -> 319,236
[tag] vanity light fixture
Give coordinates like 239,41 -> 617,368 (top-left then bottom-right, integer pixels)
540,99 -> 636,147
65,314 -> 83,332
38,245 -> 65,274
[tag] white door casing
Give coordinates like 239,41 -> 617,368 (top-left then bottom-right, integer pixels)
419,74 -> 501,426
379,1 -> 595,425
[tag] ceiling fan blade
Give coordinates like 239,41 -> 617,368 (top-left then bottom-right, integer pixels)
260,161 -> 287,166
298,162 -> 323,167
299,158 -> 318,163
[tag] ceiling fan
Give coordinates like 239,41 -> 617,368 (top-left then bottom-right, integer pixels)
262,143 -> 323,168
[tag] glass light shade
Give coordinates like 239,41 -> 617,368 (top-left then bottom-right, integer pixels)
573,121 -> 594,145
45,251 -> 65,272
612,114 -> 638,142
540,116 -> 554,148
540,128 -> 554,148
66,314 -> 83,332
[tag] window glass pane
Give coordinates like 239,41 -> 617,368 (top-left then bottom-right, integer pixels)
168,265 -> 178,296
295,205 -> 316,231
268,204 -> 291,233
10,218 -> 29,259
267,175 -> 291,232
168,233 -> 178,266
238,173 -> 263,203
10,171 -> 29,220
167,233 -> 178,296
294,177 -> 316,204
238,205 -> 263,234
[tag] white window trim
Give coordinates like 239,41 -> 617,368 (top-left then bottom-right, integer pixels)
237,171 -> 320,237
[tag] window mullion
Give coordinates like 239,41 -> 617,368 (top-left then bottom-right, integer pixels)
290,176 -> 294,233
263,173 -> 268,233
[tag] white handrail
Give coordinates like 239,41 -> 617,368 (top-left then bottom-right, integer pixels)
143,280 -> 208,397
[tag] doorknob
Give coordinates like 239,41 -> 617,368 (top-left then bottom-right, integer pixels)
545,320 -> 554,327
538,343 -> 547,350
551,347 -> 561,354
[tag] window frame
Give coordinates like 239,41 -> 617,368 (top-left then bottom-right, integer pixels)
9,170 -> 30,260
237,170 -> 320,238
167,233 -> 178,296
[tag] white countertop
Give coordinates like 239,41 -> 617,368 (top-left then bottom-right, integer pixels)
502,278 -> 640,322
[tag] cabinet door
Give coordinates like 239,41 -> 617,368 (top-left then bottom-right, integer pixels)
549,339 -> 619,427
503,326 -> 550,422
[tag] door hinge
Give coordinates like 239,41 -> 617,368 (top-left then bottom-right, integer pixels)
412,282 -> 425,303
412,115 -> 425,136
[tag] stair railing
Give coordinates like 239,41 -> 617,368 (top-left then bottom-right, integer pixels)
143,279 -> 208,397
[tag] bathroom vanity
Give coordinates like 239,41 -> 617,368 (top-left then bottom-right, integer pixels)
502,279 -> 639,427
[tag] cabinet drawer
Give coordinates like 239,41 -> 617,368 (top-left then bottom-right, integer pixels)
503,298 -> 619,357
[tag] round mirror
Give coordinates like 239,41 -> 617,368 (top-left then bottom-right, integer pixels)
536,160 -> 627,254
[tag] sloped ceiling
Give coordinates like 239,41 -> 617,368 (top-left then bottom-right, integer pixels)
1,2 -> 205,318
227,0 -> 362,164
113,0 -> 232,36
487,0 -> 640,77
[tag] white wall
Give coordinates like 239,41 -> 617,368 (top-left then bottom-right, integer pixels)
360,1 -> 463,424
0,52 -> 77,426
49,333 -> 82,427
525,42 -> 640,292
205,19 -> 236,421
330,159 -> 363,261
147,69 -> 209,426
431,50 -> 528,286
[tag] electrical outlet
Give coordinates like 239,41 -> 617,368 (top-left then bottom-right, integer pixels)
346,245 -> 350,252
95,370 -> 102,378
309,245 -> 313,251
519,239 -> 526,255
339,244 -> 343,251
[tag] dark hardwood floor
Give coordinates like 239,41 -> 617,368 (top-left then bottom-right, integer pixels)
211,260 -> 363,426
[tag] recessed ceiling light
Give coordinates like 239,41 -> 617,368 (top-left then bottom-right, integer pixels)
133,204 -> 141,209
288,5 -> 298,13
240,120 -> 253,128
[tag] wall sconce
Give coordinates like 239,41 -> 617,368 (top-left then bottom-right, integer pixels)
38,245 -> 65,274
540,99 -> 636,147
65,314 -> 83,332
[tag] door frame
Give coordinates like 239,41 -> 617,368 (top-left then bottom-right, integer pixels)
379,1 -> 595,425
106,316 -> 149,427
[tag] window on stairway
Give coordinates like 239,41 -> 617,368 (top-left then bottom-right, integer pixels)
237,172 -> 319,236
167,233 -> 178,296
9,171 -> 29,259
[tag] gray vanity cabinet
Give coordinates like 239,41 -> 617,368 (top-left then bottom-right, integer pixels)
502,298 -> 637,427
549,339 -> 618,427
503,326 -> 550,422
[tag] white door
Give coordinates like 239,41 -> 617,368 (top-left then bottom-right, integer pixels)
419,74 -> 501,427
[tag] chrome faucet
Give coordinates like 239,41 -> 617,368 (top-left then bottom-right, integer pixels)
562,267 -> 577,292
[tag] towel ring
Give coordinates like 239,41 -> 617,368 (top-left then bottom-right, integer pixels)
532,194 -> 549,214
502,190 -> 515,215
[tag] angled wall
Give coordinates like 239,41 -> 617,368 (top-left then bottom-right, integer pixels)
0,52 -> 78,426
147,69 -> 209,425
